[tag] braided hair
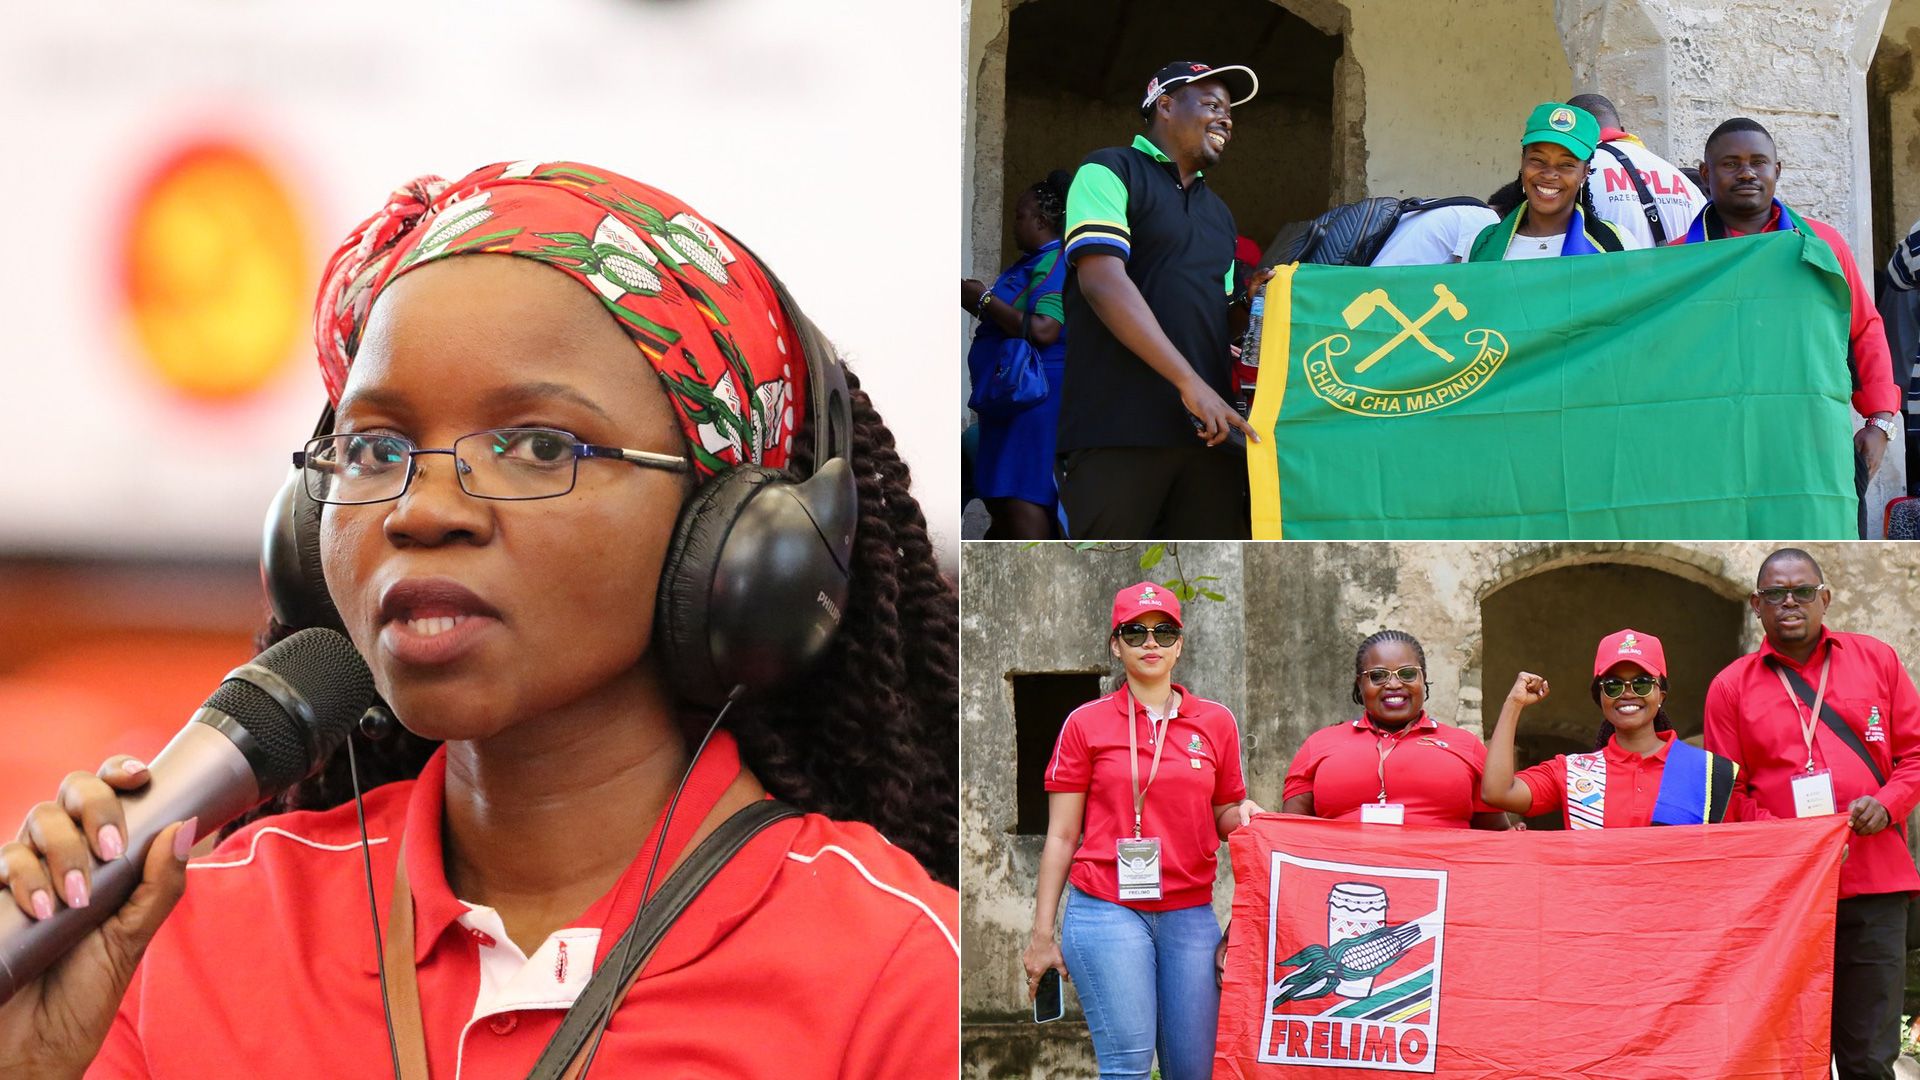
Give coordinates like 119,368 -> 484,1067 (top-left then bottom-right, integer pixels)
233,379 -> 957,885
1587,675 -> 1674,751
1350,629 -> 1428,706
1027,170 -> 1072,239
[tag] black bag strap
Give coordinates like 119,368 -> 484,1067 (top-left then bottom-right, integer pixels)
524,799 -> 803,1080
1595,143 -> 1667,245
1397,196 -> 1489,216
1769,657 -> 1887,786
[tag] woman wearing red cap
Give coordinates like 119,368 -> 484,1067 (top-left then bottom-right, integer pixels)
1024,581 -> 1260,1080
1482,628 -> 1759,828
1282,630 -> 1510,830
0,161 -> 957,1078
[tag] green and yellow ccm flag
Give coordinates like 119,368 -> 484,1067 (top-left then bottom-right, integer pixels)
1246,232 -> 1855,538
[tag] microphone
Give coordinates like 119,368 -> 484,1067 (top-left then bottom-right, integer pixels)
0,628 -> 374,1004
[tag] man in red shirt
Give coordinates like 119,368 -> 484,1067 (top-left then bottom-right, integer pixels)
1673,118 -> 1901,532
1703,547 -> 1920,1080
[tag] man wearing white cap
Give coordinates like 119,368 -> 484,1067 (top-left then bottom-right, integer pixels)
1057,61 -> 1261,539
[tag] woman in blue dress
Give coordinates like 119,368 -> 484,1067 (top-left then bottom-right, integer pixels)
962,171 -> 1070,539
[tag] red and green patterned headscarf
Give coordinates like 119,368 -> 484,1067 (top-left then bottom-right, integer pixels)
315,160 -> 804,476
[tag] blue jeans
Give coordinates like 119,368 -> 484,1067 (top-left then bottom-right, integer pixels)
1059,885 -> 1221,1080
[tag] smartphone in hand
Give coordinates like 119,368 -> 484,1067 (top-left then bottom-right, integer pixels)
1033,968 -> 1064,1024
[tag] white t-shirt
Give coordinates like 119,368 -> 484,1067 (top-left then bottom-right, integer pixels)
1504,232 -> 1563,260
1587,138 -> 1704,248
1371,205 -> 1501,266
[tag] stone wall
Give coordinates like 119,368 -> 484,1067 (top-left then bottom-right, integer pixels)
960,540 -> 1920,1077
1881,0 -> 1920,254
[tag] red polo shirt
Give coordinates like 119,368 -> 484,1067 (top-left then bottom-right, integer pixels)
1283,714 -> 1497,828
1703,629 -> 1920,899
88,732 -> 958,1078
1516,729 -> 1767,828
1044,684 -> 1247,911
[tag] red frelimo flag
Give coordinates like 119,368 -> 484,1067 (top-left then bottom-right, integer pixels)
1215,814 -> 1850,1080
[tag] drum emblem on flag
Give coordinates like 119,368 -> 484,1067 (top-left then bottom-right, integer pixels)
1304,284 -> 1509,419
1260,852 -> 1446,1071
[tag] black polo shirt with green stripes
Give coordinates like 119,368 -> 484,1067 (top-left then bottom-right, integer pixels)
1059,134 -> 1238,452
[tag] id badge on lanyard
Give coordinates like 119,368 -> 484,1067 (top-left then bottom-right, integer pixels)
1115,837 -> 1163,900
1363,727 -> 1406,825
1360,802 -> 1405,825
1775,658 -> 1837,817
1120,688 -> 1169,901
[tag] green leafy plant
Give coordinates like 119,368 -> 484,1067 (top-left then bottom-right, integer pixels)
1033,542 -> 1231,606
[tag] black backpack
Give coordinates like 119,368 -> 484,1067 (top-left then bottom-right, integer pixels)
1261,196 -> 1489,269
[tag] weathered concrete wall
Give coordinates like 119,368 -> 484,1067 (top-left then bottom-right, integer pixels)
1884,0 -> 1920,248
1348,0 -> 1572,200
1557,0 -> 1892,267
962,540 -> 1920,1077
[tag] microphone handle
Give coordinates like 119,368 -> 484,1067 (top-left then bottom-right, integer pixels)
0,714 -> 265,1005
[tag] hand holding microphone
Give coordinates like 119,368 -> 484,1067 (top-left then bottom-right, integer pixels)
0,629 -> 373,1079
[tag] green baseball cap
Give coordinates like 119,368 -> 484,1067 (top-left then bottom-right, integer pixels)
1521,102 -> 1600,160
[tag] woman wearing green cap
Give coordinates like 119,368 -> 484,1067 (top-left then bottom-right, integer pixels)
1469,102 -> 1639,261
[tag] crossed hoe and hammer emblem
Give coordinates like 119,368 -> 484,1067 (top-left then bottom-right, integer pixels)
1340,284 -> 1468,374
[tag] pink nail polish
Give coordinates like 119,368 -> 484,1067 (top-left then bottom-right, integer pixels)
64,870 -> 89,909
172,818 -> 198,862
98,823 -> 124,861
29,890 -> 52,920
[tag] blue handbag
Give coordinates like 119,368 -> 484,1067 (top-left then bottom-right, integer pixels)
967,283 -> 1049,420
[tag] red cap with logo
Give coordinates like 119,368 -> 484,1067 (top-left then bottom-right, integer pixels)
1111,581 -> 1182,629
1592,628 -> 1666,679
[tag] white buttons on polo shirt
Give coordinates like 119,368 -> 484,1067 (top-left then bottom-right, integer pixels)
456,903 -> 601,1029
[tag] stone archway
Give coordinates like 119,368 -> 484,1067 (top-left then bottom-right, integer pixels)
1870,5 -> 1919,272
990,0 -> 1347,270
1477,554 -> 1746,829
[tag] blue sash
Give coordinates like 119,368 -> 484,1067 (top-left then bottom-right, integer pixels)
1680,197 -> 1798,245
1649,739 -> 1739,826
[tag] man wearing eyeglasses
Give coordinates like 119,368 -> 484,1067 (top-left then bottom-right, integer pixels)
1703,547 -> 1920,1080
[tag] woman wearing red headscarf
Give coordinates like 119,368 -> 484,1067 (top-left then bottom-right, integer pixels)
0,161 -> 957,1078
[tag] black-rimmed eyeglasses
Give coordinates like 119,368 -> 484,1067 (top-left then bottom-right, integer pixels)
293,428 -> 690,505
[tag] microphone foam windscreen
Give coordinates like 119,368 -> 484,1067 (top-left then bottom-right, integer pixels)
204,629 -> 376,793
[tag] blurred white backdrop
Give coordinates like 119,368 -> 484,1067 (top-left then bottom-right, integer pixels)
0,0 -> 959,566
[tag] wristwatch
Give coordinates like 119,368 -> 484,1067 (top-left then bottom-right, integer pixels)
1865,416 -> 1898,439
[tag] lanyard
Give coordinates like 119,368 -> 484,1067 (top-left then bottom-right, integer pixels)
1126,688 -> 1172,839
1773,654 -> 1832,773
1372,723 -> 1414,803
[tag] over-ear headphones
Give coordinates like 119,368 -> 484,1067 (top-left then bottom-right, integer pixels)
261,260 -> 857,709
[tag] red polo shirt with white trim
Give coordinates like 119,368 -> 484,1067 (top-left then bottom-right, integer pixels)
1516,729 -> 1768,828
1283,714 -> 1498,828
1704,629 -> 1920,898
1044,684 -> 1247,910
88,731 -> 958,1078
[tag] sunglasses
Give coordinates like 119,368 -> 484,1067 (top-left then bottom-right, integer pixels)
1598,675 -> 1659,698
1755,585 -> 1824,606
1114,622 -> 1182,648
1360,666 -> 1423,685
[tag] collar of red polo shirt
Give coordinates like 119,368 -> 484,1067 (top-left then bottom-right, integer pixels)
1350,713 -> 1439,735
1759,626 -> 1837,670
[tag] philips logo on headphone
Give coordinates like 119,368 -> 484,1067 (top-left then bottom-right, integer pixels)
816,590 -> 842,623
